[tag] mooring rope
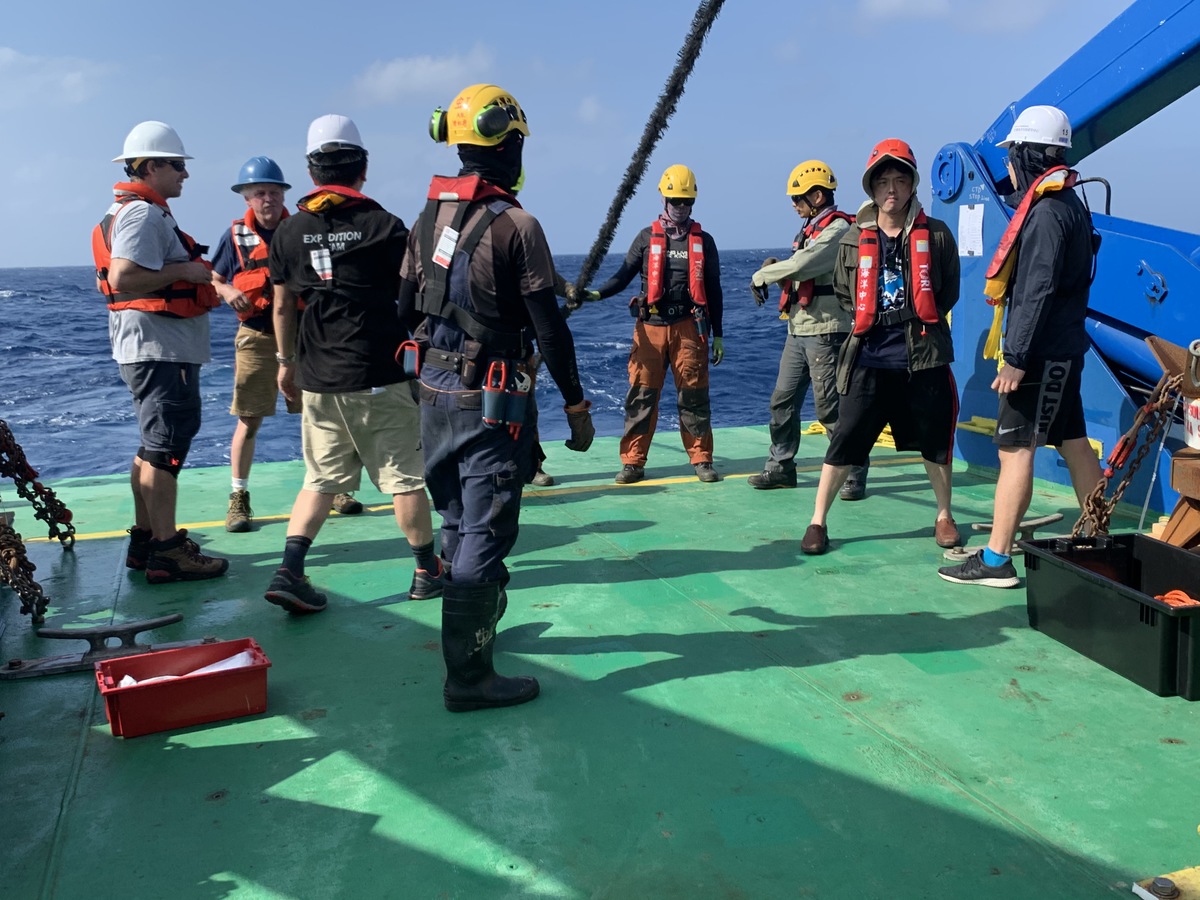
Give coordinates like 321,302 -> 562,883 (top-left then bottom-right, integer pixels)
565,0 -> 727,315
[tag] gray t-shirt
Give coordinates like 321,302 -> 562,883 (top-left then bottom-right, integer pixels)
107,199 -> 211,365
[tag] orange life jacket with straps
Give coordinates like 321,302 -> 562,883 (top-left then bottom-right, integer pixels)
230,207 -> 292,321
779,208 -> 855,313
853,211 -> 937,336
91,182 -> 219,317
646,220 -> 707,309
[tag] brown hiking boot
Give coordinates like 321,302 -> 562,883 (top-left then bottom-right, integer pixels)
225,489 -> 252,533
145,529 -> 230,584
332,493 -> 364,515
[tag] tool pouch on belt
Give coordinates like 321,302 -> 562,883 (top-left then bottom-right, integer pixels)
628,296 -> 649,321
693,304 -> 710,342
397,339 -> 424,378
460,339 -> 484,388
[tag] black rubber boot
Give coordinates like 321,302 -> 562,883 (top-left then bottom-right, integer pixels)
441,580 -> 539,712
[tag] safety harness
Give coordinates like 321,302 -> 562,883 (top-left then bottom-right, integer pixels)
414,175 -> 530,358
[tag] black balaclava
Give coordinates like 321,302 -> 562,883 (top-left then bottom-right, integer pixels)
1007,142 -> 1065,196
457,132 -> 523,191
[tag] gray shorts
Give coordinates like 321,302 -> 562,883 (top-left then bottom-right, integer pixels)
119,361 -> 202,455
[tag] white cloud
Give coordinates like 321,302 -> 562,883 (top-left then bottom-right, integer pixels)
352,46 -> 496,105
858,0 -> 950,18
0,47 -> 111,110
856,0 -> 1061,31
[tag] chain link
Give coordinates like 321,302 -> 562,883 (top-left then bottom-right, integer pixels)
1073,373 -> 1183,538
0,418 -> 76,625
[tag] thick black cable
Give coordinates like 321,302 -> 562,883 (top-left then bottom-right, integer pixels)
567,0 -> 727,316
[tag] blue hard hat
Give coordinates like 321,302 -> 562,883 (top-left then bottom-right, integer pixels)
231,156 -> 290,193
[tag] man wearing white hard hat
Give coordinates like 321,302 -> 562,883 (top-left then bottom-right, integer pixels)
92,121 -> 228,584
939,105 -> 1102,589
261,114 -> 438,615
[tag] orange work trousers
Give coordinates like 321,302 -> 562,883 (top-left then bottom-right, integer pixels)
620,318 -> 712,466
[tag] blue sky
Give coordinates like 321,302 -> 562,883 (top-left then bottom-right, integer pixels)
3,0 -> 1195,269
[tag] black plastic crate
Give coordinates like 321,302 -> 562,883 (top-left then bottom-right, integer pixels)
1021,533 -> 1200,699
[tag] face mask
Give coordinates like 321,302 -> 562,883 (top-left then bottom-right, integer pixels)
666,203 -> 692,224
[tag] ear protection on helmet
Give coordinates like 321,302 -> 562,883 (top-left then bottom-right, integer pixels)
429,107 -> 448,143
428,102 -> 525,143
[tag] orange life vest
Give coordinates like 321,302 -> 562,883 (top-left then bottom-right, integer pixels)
779,208 -> 855,313
852,211 -> 937,336
92,182 -> 219,317
230,207 -> 292,321
646,220 -> 707,309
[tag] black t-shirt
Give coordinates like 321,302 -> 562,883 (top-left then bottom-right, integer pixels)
269,192 -> 408,393
857,231 -> 909,369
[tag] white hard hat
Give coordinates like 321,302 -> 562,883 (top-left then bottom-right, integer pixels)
306,114 -> 364,155
998,105 -> 1072,149
112,120 -> 191,162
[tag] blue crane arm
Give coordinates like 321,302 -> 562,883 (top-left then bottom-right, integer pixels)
975,0 -> 1200,188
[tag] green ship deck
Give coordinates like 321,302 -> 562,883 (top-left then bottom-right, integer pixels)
3,425 -> 1196,899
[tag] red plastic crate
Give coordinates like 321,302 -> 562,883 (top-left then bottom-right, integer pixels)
94,637 -> 271,738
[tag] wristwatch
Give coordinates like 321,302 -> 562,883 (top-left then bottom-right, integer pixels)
274,352 -> 295,365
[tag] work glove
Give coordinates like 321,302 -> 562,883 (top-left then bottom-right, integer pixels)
711,336 -> 725,366
751,257 -> 777,306
564,401 -> 595,452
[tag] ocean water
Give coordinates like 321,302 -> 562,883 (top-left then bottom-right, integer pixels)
0,251 -> 816,481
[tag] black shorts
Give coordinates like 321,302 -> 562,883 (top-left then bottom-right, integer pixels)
826,364 -> 958,466
994,357 -> 1087,448
119,362 -> 202,456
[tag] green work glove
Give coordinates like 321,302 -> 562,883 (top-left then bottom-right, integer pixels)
584,290 -> 601,302
711,336 -> 725,366
564,401 -> 595,452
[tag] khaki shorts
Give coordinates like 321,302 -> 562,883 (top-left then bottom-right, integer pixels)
230,325 -> 282,418
301,382 -> 425,495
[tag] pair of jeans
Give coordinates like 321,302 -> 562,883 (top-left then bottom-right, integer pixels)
419,372 -> 534,585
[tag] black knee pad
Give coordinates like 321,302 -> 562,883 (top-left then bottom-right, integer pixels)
137,447 -> 186,478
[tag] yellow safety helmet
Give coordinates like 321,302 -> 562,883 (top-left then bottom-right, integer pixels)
658,164 -> 698,199
786,160 -> 837,197
428,83 -> 530,147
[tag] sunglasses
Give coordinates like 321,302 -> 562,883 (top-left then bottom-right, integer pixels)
158,159 -> 187,172
790,195 -> 806,206
666,197 -> 693,207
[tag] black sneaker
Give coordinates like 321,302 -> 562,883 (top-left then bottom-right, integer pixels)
694,462 -> 720,483
838,478 -> 865,501
615,464 -> 645,484
145,530 -> 229,584
126,527 -> 152,570
748,469 -> 796,489
264,567 -> 328,614
409,558 -> 449,601
937,551 -> 1020,588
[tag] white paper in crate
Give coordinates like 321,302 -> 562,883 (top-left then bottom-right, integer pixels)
117,650 -> 256,687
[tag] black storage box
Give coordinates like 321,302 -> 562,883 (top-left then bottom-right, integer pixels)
1021,533 -> 1200,699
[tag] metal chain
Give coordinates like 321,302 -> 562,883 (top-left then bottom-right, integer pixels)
1073,373 -> 1183,538
0,418 -> 76,625
0,418 -> 75,547
0,519 -> 49,623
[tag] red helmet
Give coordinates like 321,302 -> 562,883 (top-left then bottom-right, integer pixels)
862,138 -> 919,195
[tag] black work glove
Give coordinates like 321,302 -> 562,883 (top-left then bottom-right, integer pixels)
751,257 -> 778,306
564,401 -> 595,452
